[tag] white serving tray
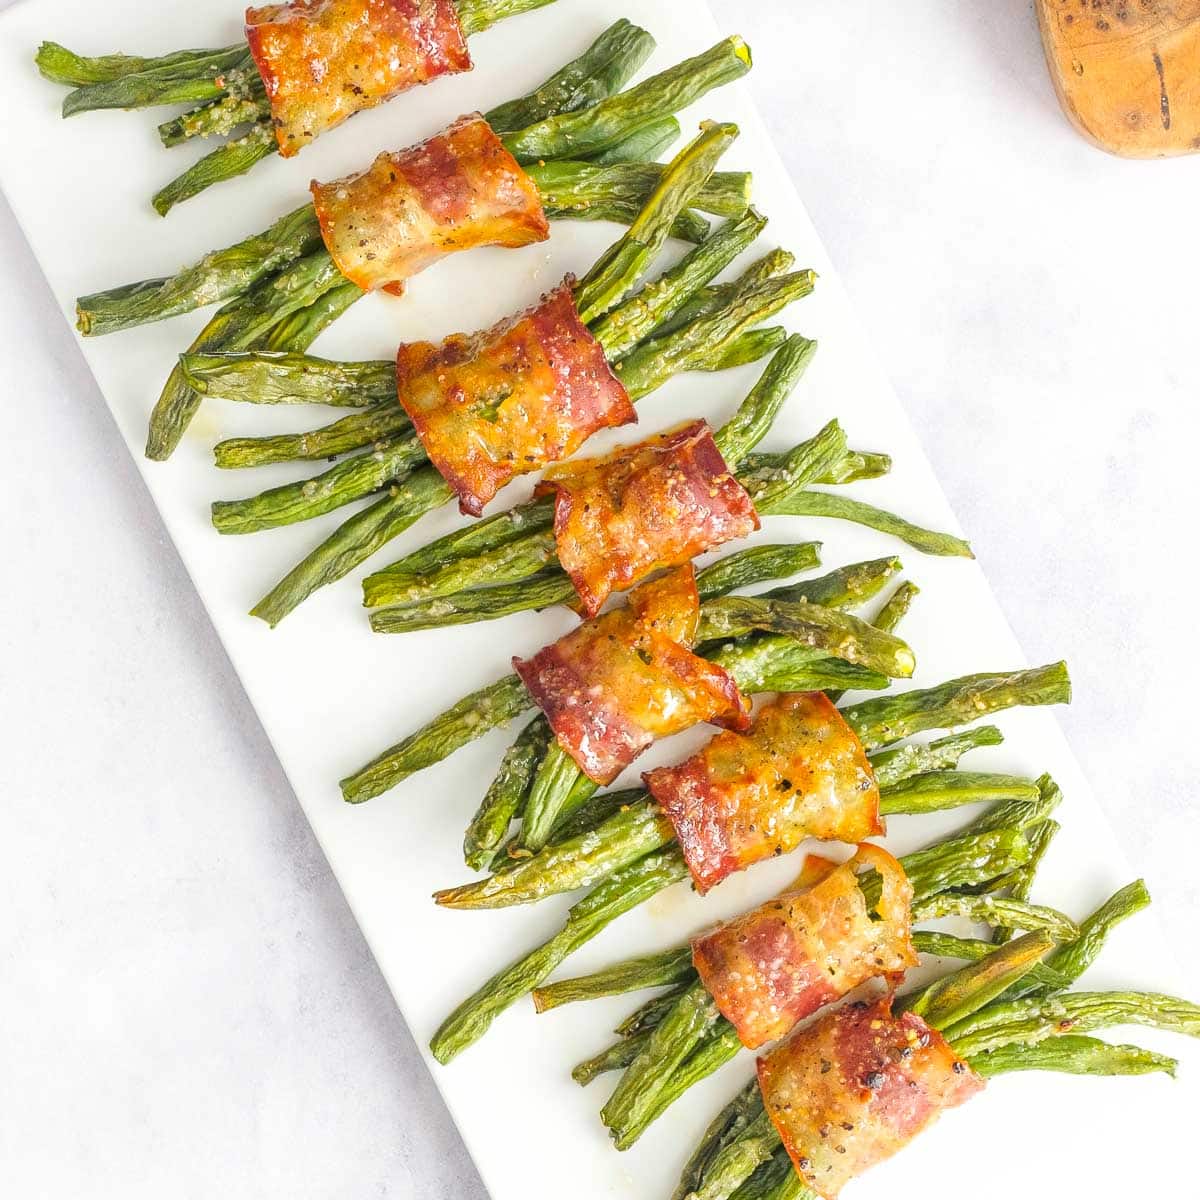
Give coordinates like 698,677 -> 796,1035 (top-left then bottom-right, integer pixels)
0,1 -> 1194,1195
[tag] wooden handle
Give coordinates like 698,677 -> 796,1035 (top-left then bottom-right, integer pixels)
1036,0 -> 1200,157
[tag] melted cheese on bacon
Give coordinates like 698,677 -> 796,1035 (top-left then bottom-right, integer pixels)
691,844 -> 917,1049
758,996 -> 983,1199
513,567 -> 750,785
535,420 -> 760,617
246,0 -> 471,156
311,113 -> 549,294
398,278 -> 634,516
645,692 -> 883,894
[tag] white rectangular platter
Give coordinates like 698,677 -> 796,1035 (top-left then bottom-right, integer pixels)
0,1 -> 1194,1196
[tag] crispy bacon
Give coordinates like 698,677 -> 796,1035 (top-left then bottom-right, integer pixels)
645,692 -> 883,894
535,420 -> 760,617
311,113 -> 549,295
246,0 -> 471,156
513,567 -> 750,785
692,845 -> 917,1049
758,996 -> 983,1199
398,278 -> 634,516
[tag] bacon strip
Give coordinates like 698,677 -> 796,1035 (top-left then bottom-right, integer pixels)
758,996 -> 984,1199
246,0 -> 471,157
513,567 -> 750,785
311,113 -> 549,295
692,845 -> 917,1049
398,278 -> 634,516
535,420 -> 760,617
645,693 -> 883,894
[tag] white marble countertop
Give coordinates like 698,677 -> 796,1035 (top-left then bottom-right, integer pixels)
3,2 -> 1198,1195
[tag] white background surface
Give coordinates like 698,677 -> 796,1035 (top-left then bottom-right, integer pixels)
2,2 -> 1199,1197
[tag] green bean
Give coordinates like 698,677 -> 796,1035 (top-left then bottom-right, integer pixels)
362,498 -> 554,605
755,556 -> 901,613
53,44 -> 254,115
871,580 -> 920,634
546,198 -> 711,243
369,574 -> 576,633
576,122 -> 739,323
625,1022 -> 743,1147
695,543 -> 823,602
674,1080 -> 766,1200
912,893 -> 1080,942
181,352 -> 393,407
616,271 -> 817,399
371,541 -> 826,636
429,847 -> 689,1062
261,281 -> 364,351
572,1030 -> 653,1086
820,449 -> 892,485
445,775 -> 1029,915
655,249 -> 796,339
768,489 -> 973,558
707,639 -> 889,697
694,596 -> 916,678
340,673 -> 532,804
737,420 -> 850,512
968,1035 -> 1178,1079
992,817 -> 1061,945
902,932 -> 1060,1031
76,203 -> 321,337
730,1150 -> 812,1200
588,118 -> 681,164
463,716 -> 553,872
158,93 -> 269,147
543,787 -> 649,845
864,829 -> 1031,910
436,797 -> 670,909
962,771 -> 1063,838
533,947 -> 696,1013
600,982 -> 723,1141
503,37 -> 752,163
713,334 -> 819,467
211,435 -> 426,534
251,472 -> 452,627
593,210 -> 767,361
911,931 -> 1069,992
36,40 -> 238,87
530,159 -> 752,221
370,528 -> 557,609
868,725 -> 1004,789
996,879 -> 1152,1005
153,124 -> 278,216
615,986 -> 693,1037
843,663 -> 1072,752
214,403 -> 410,470
347,653 -> 1063,809
878,770 -> 1040,816
1042,880 -> 1152,991
146,249 -> 345,460
454,0 -> 566,38
707,328 -> 789,371
483,772 -> 596,864
946,990 -> 1200,1059
482,19 -> 656,133
689,1109 -> 779,1200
